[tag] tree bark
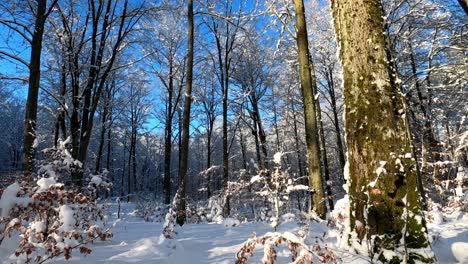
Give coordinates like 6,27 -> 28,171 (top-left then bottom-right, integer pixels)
313,82 -> 334,211
458,0 -> 468,15
292,0 -> 327,219
132,126 -> 137,193
54,59 -> 67,148
121,133 -> 127,197
325,68 -> 345,174
206,119 -> 214,198
291,101 -> 304,211
330,0 -> 434,261
163,60 -> 174,204
250,93 -> 268,169
176,0 -> 194,226
22,0 -> 48,173
95,84 -> 110,174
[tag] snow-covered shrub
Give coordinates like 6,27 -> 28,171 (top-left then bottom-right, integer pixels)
206,194 -> 225,223
87,169 -> 112,200
0,179 -> 111,262
0,139 -> 111,263
328,195 -> 349,230
235,231 -> 337,264
185,203 -> 208,224
133,195 -> 165,222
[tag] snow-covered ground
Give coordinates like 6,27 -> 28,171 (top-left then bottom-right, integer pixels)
1,201 -> 467,263
427,210 -> 468,263
53,202 -> 282,264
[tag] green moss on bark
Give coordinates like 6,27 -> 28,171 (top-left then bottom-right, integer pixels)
330,0 -> 434,262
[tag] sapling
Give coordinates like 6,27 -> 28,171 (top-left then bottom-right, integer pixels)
250,152 -> 310,231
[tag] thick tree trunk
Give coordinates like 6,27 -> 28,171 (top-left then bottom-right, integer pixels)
458,0 -> 468,15
22,0 -> 48,173
331,0 -> 434,261
176,0 -> 194,226
292,0 -> 327,219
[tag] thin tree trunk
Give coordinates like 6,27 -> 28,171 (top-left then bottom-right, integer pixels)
239,130 -> 248,171
95,94 -> 109,174
106,105 -> 112,171
163,61 -> 174,204
176,0 -> 194,226
271,88 -> 281,152
330,0 -> 434,261
291,102 -> 305,180
325,68 -> 345,174
313,84 -> 334,211
121,133 -> 127,197
222,75 -> 230,217
127,130 -> 132,198
72,0 -> 130,187
132,126 -> 137,193
408,43 -> 437,183
206,121 -> 213,198
292,0 -> 327,219
251,95 -> 268,169
252,124 -> 262,169
292,102 -> 304,211
54,62 -> 67,148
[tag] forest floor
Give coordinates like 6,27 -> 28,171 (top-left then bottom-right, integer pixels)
2,201 -> 467,263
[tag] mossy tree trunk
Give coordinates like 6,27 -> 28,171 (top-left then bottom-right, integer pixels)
330,0 -> 434,262
292,0 -> 327,219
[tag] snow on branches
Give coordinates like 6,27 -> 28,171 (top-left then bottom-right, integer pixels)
249,152 -> 311,230
235,231 -> 337,264
0,139 -> 111,263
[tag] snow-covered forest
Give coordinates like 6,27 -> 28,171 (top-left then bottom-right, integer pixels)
0,0 -> 466,263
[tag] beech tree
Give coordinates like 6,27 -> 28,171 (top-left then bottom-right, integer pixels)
201,0 -> 245,217
52,0 -> 145,187
331,0 -> 434,261
144,4 -> 186,204
176,0 -> 194,226
291,0 -> 327,219
0,0 -> 57,172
